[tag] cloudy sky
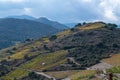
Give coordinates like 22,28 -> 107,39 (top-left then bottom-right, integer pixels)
0,0 -> 120,23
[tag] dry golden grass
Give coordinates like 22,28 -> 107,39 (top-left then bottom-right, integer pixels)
4,38 -> 49,60
10,49 -> 29,59
102,53 -> 120,66
70,70 -> 96,80
45,70 -> 80,79
42,37 -> 50,43
0,44 -> 24,60
57,29 -> 71,38
30,41 -> 42,47
79,22 -> 105,31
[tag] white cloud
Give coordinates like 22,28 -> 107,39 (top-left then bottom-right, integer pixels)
23,7 -> 32,14
104,9 -> 118,21
0,0 -> 120,23
99,0 -> 120,22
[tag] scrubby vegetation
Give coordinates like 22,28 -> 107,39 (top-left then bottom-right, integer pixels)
47,22 -> 120,68
1,68 -> 29,80
21,50 -> 68,71
0,65 -> 12,77
107,66 -> 120,73
70,70 -> 96,80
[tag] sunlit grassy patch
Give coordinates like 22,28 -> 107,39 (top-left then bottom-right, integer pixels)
42,37 -> 50,43
102,53 -> 120,66
107,66 -> 120,73
22,50 -> 68,71
70,70 -> 96,80
1,68 -> 29,80
45,70 -> 80,79
10,49 -> 29,59
79,22 -> 105,31
57,29 -> 71,38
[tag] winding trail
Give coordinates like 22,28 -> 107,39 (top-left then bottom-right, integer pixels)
36,72 -> 56,80
68,57 -> 80,66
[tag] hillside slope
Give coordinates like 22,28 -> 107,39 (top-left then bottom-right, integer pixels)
0,22 -> 120,80
0,18 -> 59,48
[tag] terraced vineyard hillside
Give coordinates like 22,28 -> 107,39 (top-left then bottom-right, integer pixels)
0,22 -> 120,80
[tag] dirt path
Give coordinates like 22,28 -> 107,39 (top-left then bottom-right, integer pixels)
36,72 -> 56,80
11,66 -> 56,80
88,62 -> 113,70
68,57 -> 80,66
62,78 -> 71,80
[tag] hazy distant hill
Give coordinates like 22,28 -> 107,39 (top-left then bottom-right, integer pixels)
0,18 -> 59,48
65,23 -> 77,28
6,15 -> 36,21
6,15 -> 68,30
118,25 -> 120,28
36,17 -> 68,30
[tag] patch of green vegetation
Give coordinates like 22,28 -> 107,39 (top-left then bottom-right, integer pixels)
22,50 -> 68,71
49,35 -> 57,41
0,36 -> 50,61
0,65 -> 12,77
107,66 -> 120,73
10,49 -> 29,59
70,70 -> 96,80
1,68 -> 29,80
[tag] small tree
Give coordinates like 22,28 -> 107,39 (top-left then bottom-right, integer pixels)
14,77 -> 17,80
29,72 -> 36,78
83,22 -> 86,25
24,54 -> 29,60
6,50 -> 13,54
43,45 -> 49,50
70,28 -> 75,31
12,47 -> 17,51
49,35 -> 57,41
8,56 -> 11,59
75,23 -> 82,27
105,23 -> 118,30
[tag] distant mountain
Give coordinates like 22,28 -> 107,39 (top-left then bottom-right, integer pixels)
36,17 -> 68,30
0,18 -> 59,48
118,25 -> 120,28
65,23 -> 77,28
6,15 -> 68,30
6,15 -> 36,20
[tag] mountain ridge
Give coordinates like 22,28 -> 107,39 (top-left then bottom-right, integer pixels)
6,15 -> 68,30
6,15 -> 36,20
